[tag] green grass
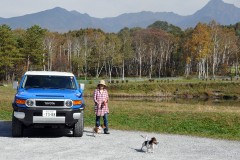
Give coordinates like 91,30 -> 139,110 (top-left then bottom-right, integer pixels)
0,85 -> 15,120
83,98 -> 240,141
1,82 -> 240,141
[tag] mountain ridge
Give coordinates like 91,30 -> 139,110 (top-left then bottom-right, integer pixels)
0,0 -> 239,32
178,0 -> 240,28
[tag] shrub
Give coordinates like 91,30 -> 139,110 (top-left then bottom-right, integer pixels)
89,80 -> 93,84
149,79 -> 154,82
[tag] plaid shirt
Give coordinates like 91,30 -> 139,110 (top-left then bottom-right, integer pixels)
93,89 -> 109,116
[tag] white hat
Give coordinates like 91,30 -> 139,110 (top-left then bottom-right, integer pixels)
98,80 -> 106,86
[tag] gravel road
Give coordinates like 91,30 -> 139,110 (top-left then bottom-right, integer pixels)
0,121 -> 240,160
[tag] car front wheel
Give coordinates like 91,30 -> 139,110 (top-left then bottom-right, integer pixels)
12,113 -> 23,137
73,111 -> 84,137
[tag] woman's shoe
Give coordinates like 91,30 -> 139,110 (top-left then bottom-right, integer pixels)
104,131 -> 110,134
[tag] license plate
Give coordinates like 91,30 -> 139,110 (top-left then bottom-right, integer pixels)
42,110 -> 56,117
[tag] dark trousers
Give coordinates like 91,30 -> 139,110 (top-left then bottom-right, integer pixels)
96,113 -> 108,132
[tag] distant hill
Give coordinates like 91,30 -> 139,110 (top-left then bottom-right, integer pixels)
178,0 -> 240,28
99,11 -> 186,32
0,7 -> 96,31
0,0 -> 240,32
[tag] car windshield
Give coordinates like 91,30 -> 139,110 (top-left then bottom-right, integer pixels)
22,75 -> 77,90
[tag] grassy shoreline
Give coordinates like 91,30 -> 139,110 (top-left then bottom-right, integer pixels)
1,81 -> 240,140
83,80 -> 240,100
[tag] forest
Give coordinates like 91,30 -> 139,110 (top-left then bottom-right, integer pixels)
0,20 -> 240,82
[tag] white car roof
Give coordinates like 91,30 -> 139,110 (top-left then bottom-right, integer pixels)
25,71 -> 74,77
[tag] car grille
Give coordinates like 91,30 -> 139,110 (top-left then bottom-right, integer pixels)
35,100 -> 64,107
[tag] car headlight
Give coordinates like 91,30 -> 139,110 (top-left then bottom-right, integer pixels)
65,100 -> 73,107
26,99 -> 34,107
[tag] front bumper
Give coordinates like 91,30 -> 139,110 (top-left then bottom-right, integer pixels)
12,103 -> 85,126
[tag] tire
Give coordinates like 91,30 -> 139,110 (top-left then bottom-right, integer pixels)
12,114 -> 23,137
73,111 -> 84,137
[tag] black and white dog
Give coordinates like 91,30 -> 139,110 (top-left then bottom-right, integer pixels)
141,136 -> 158,153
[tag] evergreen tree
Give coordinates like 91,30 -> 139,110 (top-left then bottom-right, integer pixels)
23,25 -> 47,70
148,21 -> 183,37
0,25 -> 20,81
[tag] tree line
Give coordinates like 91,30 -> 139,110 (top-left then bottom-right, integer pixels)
0,20 -> 240,82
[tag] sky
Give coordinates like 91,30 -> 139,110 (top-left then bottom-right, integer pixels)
0,0 -> 240,18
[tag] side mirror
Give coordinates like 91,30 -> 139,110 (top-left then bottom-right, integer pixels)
79,83 -> 85,91
13,81 -> 19,90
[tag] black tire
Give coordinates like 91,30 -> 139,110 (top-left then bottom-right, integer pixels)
12,114 -> 23,137
73,111 -> 84,137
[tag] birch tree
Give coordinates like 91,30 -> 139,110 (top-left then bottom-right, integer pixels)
91,31 -> 106,78
44,32 -> 57,71
118,28 -> 133,80
209,21 -> 221,78
72,37 -> 83,77
132,29 -> 146,78
185,23 -> 212,79
105,33 -> 121,81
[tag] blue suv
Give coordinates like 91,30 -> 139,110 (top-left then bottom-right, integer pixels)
12,71 -> 85,137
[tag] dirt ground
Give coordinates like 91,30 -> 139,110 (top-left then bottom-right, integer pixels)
0,121 -> 240,160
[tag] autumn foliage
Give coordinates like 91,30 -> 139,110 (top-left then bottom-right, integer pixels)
0,21 -> 239,81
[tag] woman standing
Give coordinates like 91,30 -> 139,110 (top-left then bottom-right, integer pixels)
93,80 -> 110,134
